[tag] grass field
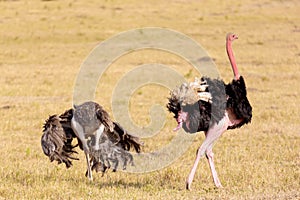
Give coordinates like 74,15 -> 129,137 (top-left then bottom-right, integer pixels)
0,0 -> 300,199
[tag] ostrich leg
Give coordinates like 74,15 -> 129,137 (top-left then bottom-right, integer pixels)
71,118 -> 93,181
206,143 -> 223,188
84,151 -> 93,181
186,115 -> 229,190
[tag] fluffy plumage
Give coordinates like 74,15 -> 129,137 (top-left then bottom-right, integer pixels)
41,113 -> 79,168
73,101 -> 114,135
225,76 -> 252,129
167,77 -> 229,133
86,121 -> 141,175
167,76 -> 252,133
41,102 -> 142,177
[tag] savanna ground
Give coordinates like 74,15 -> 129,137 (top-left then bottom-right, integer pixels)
0,0 -> 299,199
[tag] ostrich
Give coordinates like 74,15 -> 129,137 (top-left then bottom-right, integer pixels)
41,101 -> 142,180
167,33 -> 252,190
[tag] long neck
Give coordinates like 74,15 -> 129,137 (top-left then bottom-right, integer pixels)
226,39 -> 240,80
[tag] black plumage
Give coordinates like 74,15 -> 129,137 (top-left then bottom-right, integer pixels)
225,76 -> 252,129
167,76 -> 252,133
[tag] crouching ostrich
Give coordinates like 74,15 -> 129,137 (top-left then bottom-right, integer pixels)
167,33 -> 252,190
41,101 -> 142,180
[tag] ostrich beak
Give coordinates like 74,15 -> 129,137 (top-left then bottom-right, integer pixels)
173,121 -> 183,131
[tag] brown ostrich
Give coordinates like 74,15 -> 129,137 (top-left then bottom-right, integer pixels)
41,101 -> 142,180
167,33 -> 252,190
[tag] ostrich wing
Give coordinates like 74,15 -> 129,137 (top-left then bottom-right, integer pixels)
111,122 -> 143,153
95,103 -> 114,132
41,112 -> 79,168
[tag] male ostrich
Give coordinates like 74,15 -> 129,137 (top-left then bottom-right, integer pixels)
41,101 -> 142,180
167,33 -> 252,190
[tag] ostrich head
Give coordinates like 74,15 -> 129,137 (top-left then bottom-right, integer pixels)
226,33 -> 238,42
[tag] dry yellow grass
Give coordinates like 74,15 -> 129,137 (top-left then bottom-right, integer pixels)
0,0 -> 299,199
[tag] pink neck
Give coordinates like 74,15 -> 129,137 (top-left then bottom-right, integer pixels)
226,38 -> 240,80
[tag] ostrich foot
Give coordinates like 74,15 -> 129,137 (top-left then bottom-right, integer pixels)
186,182 -> 192,190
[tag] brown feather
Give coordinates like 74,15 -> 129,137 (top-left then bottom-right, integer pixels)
41,114 -> 79,168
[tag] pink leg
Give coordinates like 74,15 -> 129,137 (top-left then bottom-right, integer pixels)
186,116 -> 229,190
206,144 -> 223,188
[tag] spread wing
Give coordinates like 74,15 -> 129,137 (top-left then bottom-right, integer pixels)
41,110 -> 79,168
